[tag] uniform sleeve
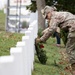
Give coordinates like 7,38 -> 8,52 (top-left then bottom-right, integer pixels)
40,18 -> 60,42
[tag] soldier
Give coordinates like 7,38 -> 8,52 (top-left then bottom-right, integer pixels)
36,6 -> 75,75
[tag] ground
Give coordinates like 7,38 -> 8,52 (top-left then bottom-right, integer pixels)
0,31 -> 24,56
33,38 -> 72,75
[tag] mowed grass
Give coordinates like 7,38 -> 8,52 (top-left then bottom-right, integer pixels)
0,31 -> 24,56
0,10 -> 24,56
0,10 -> 5,31
33,38 -> 72,75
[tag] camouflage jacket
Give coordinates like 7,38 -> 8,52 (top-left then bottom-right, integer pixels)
40,11 -> 75,42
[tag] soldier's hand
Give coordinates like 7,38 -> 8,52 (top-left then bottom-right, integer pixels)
35,38 -> 41,44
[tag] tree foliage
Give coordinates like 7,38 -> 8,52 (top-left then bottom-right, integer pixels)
56,0 -> 75,14
26,1 -> 37,12
27,0 -> 75,14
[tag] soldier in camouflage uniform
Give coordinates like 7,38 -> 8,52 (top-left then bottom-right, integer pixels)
36,6 -> 75,75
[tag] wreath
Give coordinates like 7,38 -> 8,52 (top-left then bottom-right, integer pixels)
35,29 -> 47,64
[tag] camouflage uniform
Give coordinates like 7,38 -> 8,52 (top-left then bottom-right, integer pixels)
40,7 -> 75,65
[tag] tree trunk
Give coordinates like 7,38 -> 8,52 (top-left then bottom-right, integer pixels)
36,0 -> 46,30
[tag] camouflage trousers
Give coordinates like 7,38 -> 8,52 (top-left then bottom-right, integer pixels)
66,36 -> 75,64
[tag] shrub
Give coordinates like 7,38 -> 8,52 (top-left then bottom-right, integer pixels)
22,21 -> 29,28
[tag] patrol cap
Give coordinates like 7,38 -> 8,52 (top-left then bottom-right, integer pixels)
41,6 -> 57,18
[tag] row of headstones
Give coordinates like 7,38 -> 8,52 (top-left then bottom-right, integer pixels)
0,20 -> 38,75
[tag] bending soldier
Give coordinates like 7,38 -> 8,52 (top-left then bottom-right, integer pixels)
36,6 -> 75,75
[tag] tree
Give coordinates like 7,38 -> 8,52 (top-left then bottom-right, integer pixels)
56,0 -> 75,14
45,0 -> 75,14
27,0 -> 46,30
36,0 -> 46,30
27,0 -> 75,30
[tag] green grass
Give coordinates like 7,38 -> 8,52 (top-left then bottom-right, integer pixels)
0,31 -> 24,56
0,10 -> 5,31
33,38 -> 72,75
0,10 -> 24,56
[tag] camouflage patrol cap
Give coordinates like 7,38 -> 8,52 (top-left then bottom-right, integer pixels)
41,6 -> 57,18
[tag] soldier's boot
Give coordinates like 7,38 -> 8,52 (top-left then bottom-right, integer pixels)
71,63 -> 75,75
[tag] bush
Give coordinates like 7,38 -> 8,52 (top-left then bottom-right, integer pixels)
38,28 -> 43,37
22,21 -> 29,28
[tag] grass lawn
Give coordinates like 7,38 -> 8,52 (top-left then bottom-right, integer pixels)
33,38 -> 72,75
0,10 -> 5,31
0,10 -> 24,56
0,31 -> 24,56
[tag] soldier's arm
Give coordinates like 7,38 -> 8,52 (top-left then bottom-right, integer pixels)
42,28 -> 50,34
40,18 -> 60,42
